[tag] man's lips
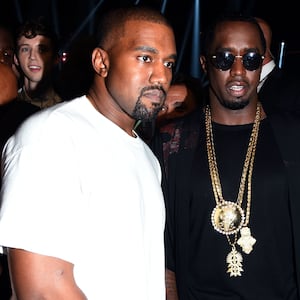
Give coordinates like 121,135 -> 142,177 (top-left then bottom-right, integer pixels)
228,82 -> 247,97
28,65 -> 41,71
143,89 -> 165,103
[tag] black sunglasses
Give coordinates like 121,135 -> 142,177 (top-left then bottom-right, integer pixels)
210,51 -> 265,71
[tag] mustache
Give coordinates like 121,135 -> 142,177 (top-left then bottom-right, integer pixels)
140,85 -> 166,98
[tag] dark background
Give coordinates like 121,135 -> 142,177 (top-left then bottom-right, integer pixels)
1,0 -> 299,78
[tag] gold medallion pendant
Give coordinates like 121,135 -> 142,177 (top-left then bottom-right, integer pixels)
205,103 -> 261,277
211,201 -> 245,235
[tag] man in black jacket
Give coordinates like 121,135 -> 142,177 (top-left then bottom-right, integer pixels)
256,17 -> 300,116
153,14 -> 300,300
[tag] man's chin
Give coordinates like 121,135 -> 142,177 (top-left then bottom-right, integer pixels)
222,99 -> 249,110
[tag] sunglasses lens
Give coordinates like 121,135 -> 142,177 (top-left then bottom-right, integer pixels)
211,52 -> 234,71
210,52 -> 263,71
242,52 -> 263,71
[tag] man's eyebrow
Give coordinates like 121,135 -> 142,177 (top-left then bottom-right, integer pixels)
134,45 -> 177,60
134,45 -> 158,53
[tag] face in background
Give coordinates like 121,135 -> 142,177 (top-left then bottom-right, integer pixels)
15,35 -> 57,87
255,17 -> 273,64
0,27 -> 14,67
0,63 -> 18,104
157,83 -> 198,123
99,19 -> 177,122
201,21 -> 264,110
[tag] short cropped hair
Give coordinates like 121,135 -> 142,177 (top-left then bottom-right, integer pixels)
202,13 -> 266,56
95,5 -> 173,50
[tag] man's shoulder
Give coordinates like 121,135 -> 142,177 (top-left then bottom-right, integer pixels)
14,96 -> 86,138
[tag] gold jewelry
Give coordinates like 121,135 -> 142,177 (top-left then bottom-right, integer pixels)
205,103 -> 261,277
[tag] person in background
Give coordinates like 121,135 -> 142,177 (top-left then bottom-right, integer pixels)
150,72 -> 204,172
0,23 -> 20,80
0,23 -> 14,67
256,17 -> 300,115
0,62 -> 39,300
14,16 -> 62,108
152,14 -> 300,299
157,72 -> 204,126
0,64 -> 39,153
0,5 -> 176,299
0,62 -> 17,103
138,72 -> 204,142
255,17 -> 276,93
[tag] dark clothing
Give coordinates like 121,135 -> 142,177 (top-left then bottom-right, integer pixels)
152,107 -> 300,300
0,255 -> 11,300
259,67 -> 300,116
0,99 -> 39,153
0,98 -> 39,299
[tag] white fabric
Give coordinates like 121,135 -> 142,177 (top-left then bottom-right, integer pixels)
257,59 -> 276,92
0,95 -> 166,300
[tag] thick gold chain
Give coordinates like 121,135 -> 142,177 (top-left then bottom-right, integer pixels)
206,103 -> 261,277
205,103 -> 261,227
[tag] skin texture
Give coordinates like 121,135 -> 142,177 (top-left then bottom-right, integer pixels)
8,249 -> 87,300
200,20 -> 266,125
165,269 -> 179,300
0,63 -> 18,104
14,35 -> 57,93
88,19 -> 177,136
8,16 -> 176,299
0,27 -> 14,67
157,83 -> 198,123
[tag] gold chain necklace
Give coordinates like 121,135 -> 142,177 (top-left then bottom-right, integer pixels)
205,103 -> 261,277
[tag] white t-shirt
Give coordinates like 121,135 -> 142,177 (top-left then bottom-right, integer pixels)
0,96 -> 166,300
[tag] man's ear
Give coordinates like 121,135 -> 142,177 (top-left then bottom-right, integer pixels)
13,54 -> 19,67
200,55 -> 207,74
91,47 -> 109,77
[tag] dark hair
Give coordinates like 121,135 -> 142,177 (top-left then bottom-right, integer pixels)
202,13 -> 266,56
95,5 -> 173,50
16,16 -> 58,54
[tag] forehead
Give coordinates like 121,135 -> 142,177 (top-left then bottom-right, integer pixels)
17,35 -> 52,47
120,20 -> 176,51
168,84 -> 188,97
212,21 -> 263,52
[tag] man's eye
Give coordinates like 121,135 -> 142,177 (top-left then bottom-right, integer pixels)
20,47 -> 29,53
164,61 -> 175,69
138,55 -> 151,63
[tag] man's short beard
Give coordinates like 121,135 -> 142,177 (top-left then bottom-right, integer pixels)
210,85 -> 249,110
132,99 -> 162,122
221,99 -> 249,110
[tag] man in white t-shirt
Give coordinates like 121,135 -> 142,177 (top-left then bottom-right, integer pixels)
0,6 -> 177,299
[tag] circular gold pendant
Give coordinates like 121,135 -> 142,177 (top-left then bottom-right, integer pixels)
211,201 -> 245,235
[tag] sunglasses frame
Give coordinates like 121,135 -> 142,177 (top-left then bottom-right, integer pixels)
210,51 -> 265,71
